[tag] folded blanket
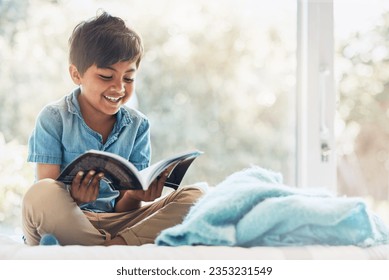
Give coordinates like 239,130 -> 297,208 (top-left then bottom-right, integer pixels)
156,166 -> 389,247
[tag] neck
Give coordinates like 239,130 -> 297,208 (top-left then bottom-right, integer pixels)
78,94 -> 117,143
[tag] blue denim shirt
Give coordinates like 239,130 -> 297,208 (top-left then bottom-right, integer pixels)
27,88 -> 151,212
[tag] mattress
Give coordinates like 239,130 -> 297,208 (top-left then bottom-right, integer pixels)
1,235 -> 389,260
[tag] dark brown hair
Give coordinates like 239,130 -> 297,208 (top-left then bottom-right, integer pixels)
68,11 -> 144,75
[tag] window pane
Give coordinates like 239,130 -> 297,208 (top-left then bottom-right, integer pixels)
0,0 -> 297,236
334,0 -> 389,223
133,0 -> 297,186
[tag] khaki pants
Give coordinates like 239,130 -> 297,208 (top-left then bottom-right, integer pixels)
22,179 -> 203,246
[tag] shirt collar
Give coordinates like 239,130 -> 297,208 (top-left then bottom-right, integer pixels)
66,87 -> 82,117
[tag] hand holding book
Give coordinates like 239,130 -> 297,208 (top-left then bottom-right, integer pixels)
69,170 -> 104,205
57,149 -> 203,191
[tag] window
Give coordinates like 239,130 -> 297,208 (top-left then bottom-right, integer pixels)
0,0 -> 297,238
334,0 -> 389,223
134,0 -> 298,187
2,0 -> 387,240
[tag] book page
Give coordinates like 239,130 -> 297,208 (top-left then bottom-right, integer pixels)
139,150 -> 202,188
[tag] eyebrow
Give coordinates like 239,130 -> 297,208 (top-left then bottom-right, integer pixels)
104,66 -> 136,73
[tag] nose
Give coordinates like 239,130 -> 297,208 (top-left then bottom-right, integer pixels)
112,79 -> 125,94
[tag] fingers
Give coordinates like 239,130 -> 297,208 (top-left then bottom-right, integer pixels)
70,170 -> 104,204
148,182 -> 161,201
155,171 -> 168,194
119,171 -> 169,204
80,170 -> 96,188
146,171 -> 168,201
87,171 -> 104,199
71,171 -> 85,192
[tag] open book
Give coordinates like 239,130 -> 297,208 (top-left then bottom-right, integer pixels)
57,149 -> 203,190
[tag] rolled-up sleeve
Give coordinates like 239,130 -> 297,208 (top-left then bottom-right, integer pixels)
27,106 -> 63,164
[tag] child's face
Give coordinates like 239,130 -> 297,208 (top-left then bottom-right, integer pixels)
71,60 -> 137,117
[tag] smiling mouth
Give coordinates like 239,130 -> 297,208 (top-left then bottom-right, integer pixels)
103,95 -> 123,103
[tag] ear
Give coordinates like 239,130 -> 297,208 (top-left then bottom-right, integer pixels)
69,64 -> 82,85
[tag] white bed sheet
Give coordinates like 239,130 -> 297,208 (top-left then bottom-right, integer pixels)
1,235 -> 389,260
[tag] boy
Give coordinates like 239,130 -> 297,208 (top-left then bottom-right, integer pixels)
22,11 -> 203,246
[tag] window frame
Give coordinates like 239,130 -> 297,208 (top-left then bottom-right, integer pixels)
296,0 -> 336,190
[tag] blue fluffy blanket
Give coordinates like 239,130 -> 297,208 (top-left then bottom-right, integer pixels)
156,166 -> 389,247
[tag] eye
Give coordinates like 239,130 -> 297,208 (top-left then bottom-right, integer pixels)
124,77 -> 135,83
99,74 -> 112,80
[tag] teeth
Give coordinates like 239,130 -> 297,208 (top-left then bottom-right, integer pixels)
104,95 -> 122,102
